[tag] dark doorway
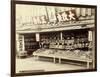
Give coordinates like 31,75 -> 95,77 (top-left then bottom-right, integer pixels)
24,33 -> 40,55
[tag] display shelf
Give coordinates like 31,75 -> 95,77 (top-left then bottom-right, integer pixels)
33,48 -> 92,68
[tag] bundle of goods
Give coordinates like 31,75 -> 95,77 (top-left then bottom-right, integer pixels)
41,49 -> 56,54
34,48 -> 45,53
53,49 -> 92,59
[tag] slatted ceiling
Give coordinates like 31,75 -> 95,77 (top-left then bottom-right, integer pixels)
61,7 -> 71,12
91,9 -> 95,15
76,8 -> 81,17
87,8 -> 92,16
70,7 -> 75,10
81,8 -> 86,16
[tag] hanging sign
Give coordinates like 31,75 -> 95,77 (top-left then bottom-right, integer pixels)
56,10 -> 78,22
32,10 -> 78,25
88,31 -> 92,41
36,33 -> 40,41
33,15 -> 47,25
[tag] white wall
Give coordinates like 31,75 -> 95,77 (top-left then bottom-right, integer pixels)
0,0 -> 99,77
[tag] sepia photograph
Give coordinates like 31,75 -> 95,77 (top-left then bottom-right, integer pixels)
11,0 -> 97,76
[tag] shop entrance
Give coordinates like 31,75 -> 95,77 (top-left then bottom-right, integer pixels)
24,33 -> 39,55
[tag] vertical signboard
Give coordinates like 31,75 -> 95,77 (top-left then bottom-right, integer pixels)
36,33 -> 40,41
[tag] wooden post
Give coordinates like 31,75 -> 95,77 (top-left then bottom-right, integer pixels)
60,32 -> 63,40
16,33 -> 20,52
22,35 -> 25,51
59,58 -> 61,64
36,33 -> 40,42
88,30 -> 95,69
87,62 -> 90,69
92,30 -> 95,69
